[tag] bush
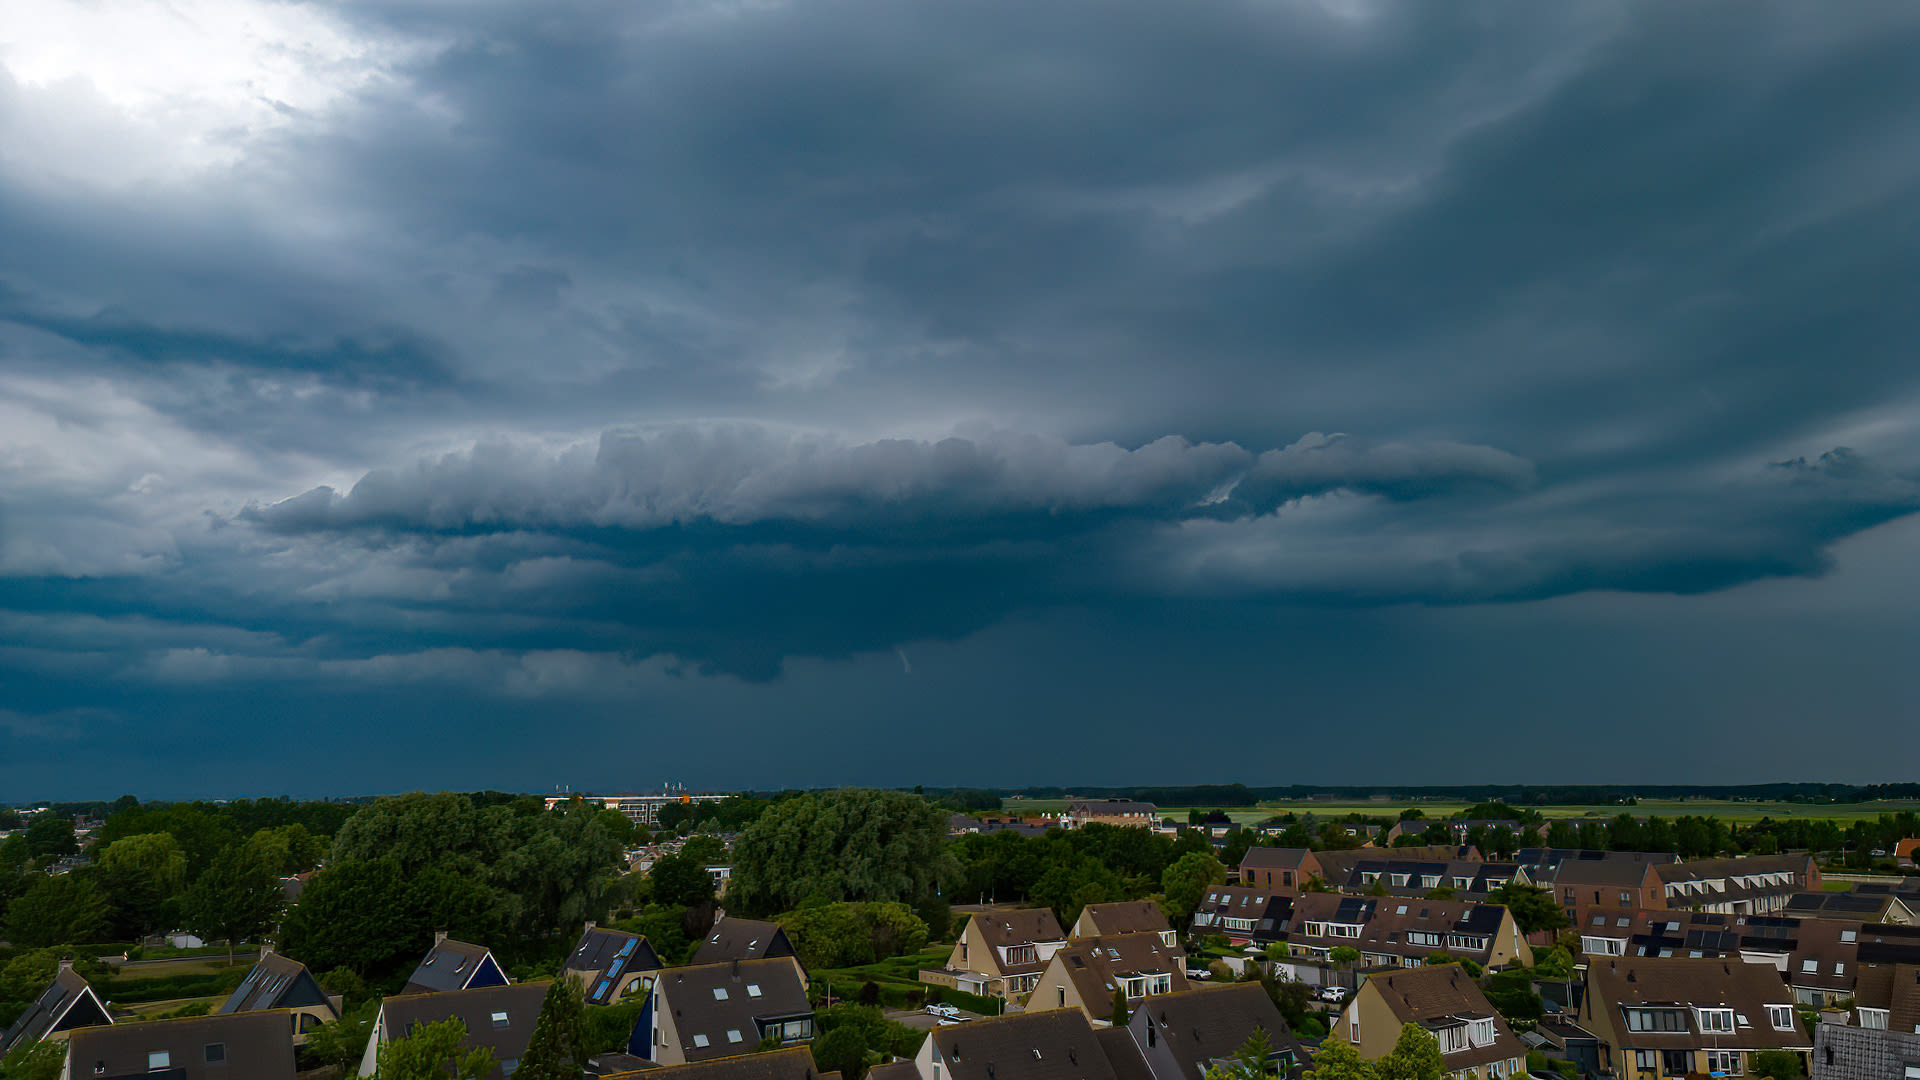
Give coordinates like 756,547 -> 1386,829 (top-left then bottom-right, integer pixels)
779,903 -> 929,970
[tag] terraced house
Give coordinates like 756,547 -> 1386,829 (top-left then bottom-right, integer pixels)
1329,963 -> 1526,1080
1654,856 -> 1820,916
1029,934 -> 1189,1022
1280,894 -> 1533,972
1190,885 -> 1293,948
935,908 -> 1068,1000
1579,957 -> 1812,1080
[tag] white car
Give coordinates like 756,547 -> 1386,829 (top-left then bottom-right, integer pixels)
926,1004 -> 962,1020
1317,985 -> 1352,1004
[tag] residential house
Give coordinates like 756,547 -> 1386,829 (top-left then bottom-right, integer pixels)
1895,840 -> 1920,871
1190,886 -> 1293,948
402,934 -> 510,995
0,962 -> 111,1057
1813,1020 -> 1920,1080
214,947 -> 341,1043
1842,925 -> 1920,1031
1574,909 -> 1863,1007
1313,847 -> 1480,889
935,909 -> 1068,1000
1029,934 -> 1189,1022
66,1010 -> 295,1080
1239,849 -> 1324,895
1789,886 -> 1920,926
1384,820 -> 1544,849
564,924 -> 664,1006
1330,859 -> 1528,902
915,1008 -> 1128,1080
1654,856 -> 1820,916
639,958 -> 815,1065
1517,850 -> 1677,927
693,917 -> 800,972
1328,963 -> 1527,1080
357,982 -> 548,1079
1281,894 -> 1533,972
1066,801 -> 1160,830
1125,982 -> 1306,1080
602,1045 -> 844,1080
1075,902 -> 1177,947
1579,956 -> 1812,1080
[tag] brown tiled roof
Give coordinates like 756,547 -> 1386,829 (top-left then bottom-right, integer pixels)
64,1009 -> 296,1080
1365,964 -> 1526,1071
606,1046 -> 839,1080
1850,962 -> 1920,1034
1586,957 -> 1810,1051
1239,848 -> 1314,871
1288,894 -> 1509,963
1080,902 -> 1171,938
867,1061 -> 923,1080
931,1009 -> 1120,1080
1095,1028 -> 1153,1080
1138,982 -> 1306,1079
973,909 -> 1068,951
1052,934 -> 1188,1009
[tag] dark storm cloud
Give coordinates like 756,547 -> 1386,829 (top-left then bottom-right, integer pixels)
2,0 -> 1919,791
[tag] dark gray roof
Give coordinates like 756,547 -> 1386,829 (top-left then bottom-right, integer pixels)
566,928 -> 663,1005
606,1047 -> 841,1080
931,1008 -> 1121,1080
1139,982 -> 1307,1079
403,938 -> 507,995
215,952 -> 333,1016
1095,1028 -> 1153,1080
378,982 -> 551,1080
64,1009 -> 295,1080
657,959 -> 813,1063
692,919 -> 794,967
1,966 -> 111,1054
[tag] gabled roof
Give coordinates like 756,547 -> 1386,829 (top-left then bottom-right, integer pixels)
1079,902 -> 1171,938
1095,1028 -> 1153,1080
1363,964 -> 1525,1071
656,959 -> 812,1063
1849,962 -> 1920,1034
1585,956 -> 1810,1050
1238,848 -> 1314,871
606,1046 -> 841,1080
1,966 -> 111,1054
566,927 -> 664,1005
1136,982 -> 1306,1079
930,1008 -> 1120,1080
692,918 -> 792,967
377,983 -> 550,1080
216,951 -> 331,1016
1051,934 -> 1188,1008
973,909 -> 1067,950
63,1009 -> 295,1080
404,938 -> 508,995
1288,894 -> 1509,959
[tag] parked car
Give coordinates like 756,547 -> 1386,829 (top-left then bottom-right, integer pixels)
926,1004 -> 961,1019
1316,985 -> 1351,1004
1185,964 -> 1212,980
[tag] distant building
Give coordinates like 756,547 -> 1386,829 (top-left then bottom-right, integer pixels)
1064,801 -> 1159,830
546,792 -> 732,827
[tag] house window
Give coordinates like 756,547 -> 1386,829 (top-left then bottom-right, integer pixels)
1801,960 -> 1818,973
1696,1009 -> 1734,1034
1707,1051 -> 1743,1075
1620,892 -> 1632,905
1841,930 -> 1857,943
1058,987 -> 1067,1007
727,1030 -> 744,1044
492,1011 -> 510,1029
1635,1051 -> 1658,1072
748,984 -> 763,997
713,988 -> 729,1000
1860,1008 -> 1889,1031
205,1043 -> 226,1063
502,1060 -> 519,1076
1768,1005 -> 1796,1031
148,1052 -> 171,1070
693,1034 -> 711,1047
1662,1051 -> 1691,1076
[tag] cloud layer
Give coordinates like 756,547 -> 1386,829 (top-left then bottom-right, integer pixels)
3,0 -> 1919,793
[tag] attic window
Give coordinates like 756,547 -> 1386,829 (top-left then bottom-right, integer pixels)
1031,1050 -> 1043,1060
748,985 -> 763,997
148,1052 -> 171,1069
693,1034 -> 711,1048
492,1011 -> 510,1029
728,1030 -> 744,1043
714,988 -> 729,1000
204,1043 -> 226,1064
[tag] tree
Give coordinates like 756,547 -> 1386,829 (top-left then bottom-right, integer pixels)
278,858 -> 418,976
182,841 -> 284,961
1305,1033 -> 1376,1080
1751,1049 -> 1805,1080
375,1017 -> 497,1079
306,1001 -> 378,1074
1487,883 -> 1567,935
94,832 -> 189,940
730,789 -> 958,915
516,979 -> 590,1080
1328,946 -> 1361,970
5,875 -> 109,948
1161,851 -> 1228,922
1110,987 -> 1131,1027
22,816 -> 75,861
1204,1027 -> 1274,1080
811,1024 -> 870,1080
1378,1023 -> 1444,1080
649,850 -> 716,909
0,1038 -> 65,1080
779,903 -> 929,970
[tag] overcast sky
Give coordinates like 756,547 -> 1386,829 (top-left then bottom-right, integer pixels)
3,0 -> 1918,799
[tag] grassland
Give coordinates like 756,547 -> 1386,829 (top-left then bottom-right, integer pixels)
999,796 -> 1920,826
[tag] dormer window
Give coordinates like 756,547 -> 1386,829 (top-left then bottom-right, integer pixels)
748,984 -> 763,997
1768,1005 -> 1796,1031
1696,1009 -> 1734,1034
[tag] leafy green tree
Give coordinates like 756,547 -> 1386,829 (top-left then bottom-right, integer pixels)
1110,987 -> 1130,1027
1487,883 -> 1567,935
278,858 -> 417,975
649,850 -> 716,909
97,833 -> 187,892
246,824 -> 327,876
779,903 -> 929,969
1751,1049 -> 1805,1080
374,1017 -> 497,1080
730,789 -> 958,915
516,980 -> 589,1080
1328,946 -> 1361,970
182,841 -> 284,961
1161,851 -> 1227,922
5,875 -> 109,948
1305,1033 -> 1376,1080
812,1024 -> 871,1080
0,1037 -> 65,1080
1204,1027 -> 1274,1080
94,832 -> 189,940
306,1000 -> 378,1074
22,817 -> 75,861
1379,1023 -> 1444,1080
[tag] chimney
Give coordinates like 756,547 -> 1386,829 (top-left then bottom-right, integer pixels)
434,930 -> 449,946
586,921 -> 597,933
261,944 -> 274,959
58,959 -> 73,973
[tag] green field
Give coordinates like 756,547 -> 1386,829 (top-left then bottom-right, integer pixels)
999,797 -> 1920,826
